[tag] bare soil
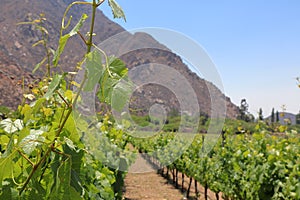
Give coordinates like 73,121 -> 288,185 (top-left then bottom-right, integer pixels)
123,153 -> 221,200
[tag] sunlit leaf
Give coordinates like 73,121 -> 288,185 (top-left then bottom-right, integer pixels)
53,34 -> 70,67
0,119 -> 24,134
97,73 -> 118,103
20,129 -> 45,155
108,0 -> 126,21
31,98 -> 46,113
21,104 -> 32,123
18,127 -> 30,144
111,79 -> 132,112
97,55 -> 130,111
64,90 -> 74,101
64,137 -> 76,151
108,56 -> 127,77
2,133 -> 14,158
42,107 -> 53,117
23,94 -> 35,101
44,74 -> 65,99
0,152 -> 15,185
71,81 -> 80,88
84,50 -> 103,91
53,108 -> 79,143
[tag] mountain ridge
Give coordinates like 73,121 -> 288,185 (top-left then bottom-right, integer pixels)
0,0 -> 239,118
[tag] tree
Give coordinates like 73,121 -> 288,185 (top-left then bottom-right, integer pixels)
271,108 -> 275,123
258,108 -> 264,121
276,110 -> 280,122
296,111 -> 300,125
238,99 -> 252,122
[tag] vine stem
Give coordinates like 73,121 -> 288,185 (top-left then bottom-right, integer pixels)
17,150 -> 34,166
56,90 -> 70,107
19,1 -> 100,195
61,1 -> 92,36
87,0 -> 97,53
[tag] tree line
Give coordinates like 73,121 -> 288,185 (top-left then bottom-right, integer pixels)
237,98 -> 300,124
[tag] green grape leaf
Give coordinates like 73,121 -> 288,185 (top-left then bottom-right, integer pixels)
29,172 -> 47,198
53,14 -> 88,66
53,34 -> 70,67
18,127 -> 30,144
63,144 -> 84,174
62,144 -> 85,194
101,167 -> 116,185
44,74 -> 65,99
0,152 -> 15,185
108,0 -> 126,22
56,159 -> 71,197
98,76 -> 132,112
21,104 -> 32,123
64,137 -> 76,151
48,153 -> 60,198
97,56 -> 131,111
70,169 -> 84,196
296,183 -> 300,199
20,129 -> 45,155
50,158 -> 82,200
108,56 -> 128,77
94,167 -> 115,199
0,119 -> 23,134
32,98 -> 46,114
111,79 -> 132,112
97,73 -> 118,103
2,133 -> 14,158
49,157 -> 83,200
84,50 -> 103,91
64,115 -> 79,143
0,182 -> 18,199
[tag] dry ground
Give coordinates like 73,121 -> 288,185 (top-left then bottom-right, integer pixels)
123,153 -> 221,200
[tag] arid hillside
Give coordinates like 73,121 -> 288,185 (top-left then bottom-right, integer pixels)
0,0 -> 239,118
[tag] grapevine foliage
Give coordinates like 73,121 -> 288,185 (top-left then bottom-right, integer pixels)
0,0 -> 134,199
132,131 -> 300,200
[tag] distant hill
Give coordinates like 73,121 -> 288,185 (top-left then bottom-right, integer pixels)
0,0 -> 239,118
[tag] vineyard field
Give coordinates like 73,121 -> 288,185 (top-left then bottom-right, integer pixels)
131,130 -> 300,200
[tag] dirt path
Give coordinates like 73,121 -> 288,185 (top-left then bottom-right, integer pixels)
123,153 -> 186,200
123,153 -> 219,200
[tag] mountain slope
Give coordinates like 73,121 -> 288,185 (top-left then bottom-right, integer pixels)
0,0 -> 239,118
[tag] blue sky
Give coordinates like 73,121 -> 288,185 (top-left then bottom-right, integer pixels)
99,0 -> 300,116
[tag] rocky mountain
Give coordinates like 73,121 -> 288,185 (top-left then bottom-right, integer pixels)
0,50 -> 36,108
0,0 -> 239,118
